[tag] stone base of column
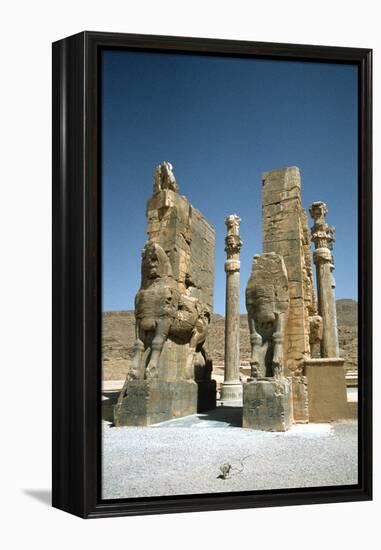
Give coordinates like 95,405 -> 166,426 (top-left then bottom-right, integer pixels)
113,380 -> 197,427
304,358 -> 352,422
243,378 -> 293,431
220,381 -> 243,406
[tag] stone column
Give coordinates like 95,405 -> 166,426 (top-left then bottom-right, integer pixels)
221,214 -> 243,404
309,201 -> 339,358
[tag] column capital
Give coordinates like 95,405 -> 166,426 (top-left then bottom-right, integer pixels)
225,213 -> 242,257
225,235 -> 242,256
224,213 -> 241,230
309,201 -> 328,225
225,259 -> 240,272
309,201 -> 335,251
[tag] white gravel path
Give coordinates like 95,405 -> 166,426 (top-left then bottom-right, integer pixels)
102,408 -> 358,500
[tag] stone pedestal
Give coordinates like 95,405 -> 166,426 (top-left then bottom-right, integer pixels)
304,358 -> 350,422
114,380 -> 197,427
243,378 -> 293,431
221,214 -> 243,404
220,382 -> 243,405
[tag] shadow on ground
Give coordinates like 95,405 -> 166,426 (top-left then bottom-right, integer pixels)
102,391 -> 120,422
196,406 -> 242,427
23,489 -> 51,506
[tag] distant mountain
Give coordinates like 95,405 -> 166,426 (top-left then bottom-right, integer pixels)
336,299 -> 358,327
335,299 -> 358,372
102,300 -> 358,380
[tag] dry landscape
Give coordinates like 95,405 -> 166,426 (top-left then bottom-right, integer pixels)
102,298 -> 357,381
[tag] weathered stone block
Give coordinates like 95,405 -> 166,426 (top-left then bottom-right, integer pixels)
114,380 -> 198,426
242,378 -> 293,431
305,358 -> 351,421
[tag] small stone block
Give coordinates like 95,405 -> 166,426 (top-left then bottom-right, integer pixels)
243,378 -> 293,431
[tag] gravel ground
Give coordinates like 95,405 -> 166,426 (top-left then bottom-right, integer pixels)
102,408 -> 358,499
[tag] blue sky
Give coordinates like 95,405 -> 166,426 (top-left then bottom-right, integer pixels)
102,50 -> 358,314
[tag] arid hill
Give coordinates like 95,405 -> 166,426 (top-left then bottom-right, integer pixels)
336,298 -> 358,326
102,298 -> 357,380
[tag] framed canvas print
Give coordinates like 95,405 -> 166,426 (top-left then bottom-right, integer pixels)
52,31 -> 372,518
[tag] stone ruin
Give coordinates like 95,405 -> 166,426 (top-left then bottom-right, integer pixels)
220,214 -> 243,403
245,253 -> 290,380
244,253 -> 293,431
113,162 -> 353,430
114,162 -> 216,426
242,166 -> 351,430
304,200 -> 349,422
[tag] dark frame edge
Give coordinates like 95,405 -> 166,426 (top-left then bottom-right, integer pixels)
52,33 -> 87,518
87,486 -> 370,519
357,48 -> 373,501
52,31 -> 373,519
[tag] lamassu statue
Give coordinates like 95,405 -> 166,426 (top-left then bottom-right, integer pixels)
245,252 -> 289,379
122,241 -> 211,386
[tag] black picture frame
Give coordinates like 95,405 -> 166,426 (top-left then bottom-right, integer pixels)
52,31 -> 372,519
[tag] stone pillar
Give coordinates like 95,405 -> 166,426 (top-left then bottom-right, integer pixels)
262,167 -> 314,422
221,214 -> 243,404
309,202 -> 339,358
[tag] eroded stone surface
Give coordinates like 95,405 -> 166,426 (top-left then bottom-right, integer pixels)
114,380 -> 197,427
245,253 -> 289,379
243,378 -> 293,431
261,167 -> 319,422
244,252 -> 294,430
114,163 -> 216,426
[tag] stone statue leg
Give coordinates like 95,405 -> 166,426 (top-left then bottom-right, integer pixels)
128,323 -> 146,381
146,317 -> 171,379
185,329 -> 202,380
272,313 -> 286,378
248,315 -> 262,378
116,324 -> 145,407
200,346 -> 212,378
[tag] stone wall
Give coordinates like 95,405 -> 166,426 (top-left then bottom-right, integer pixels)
146,190 -> 214,310
262,167 -> 315,374
262,167 -> 316,421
